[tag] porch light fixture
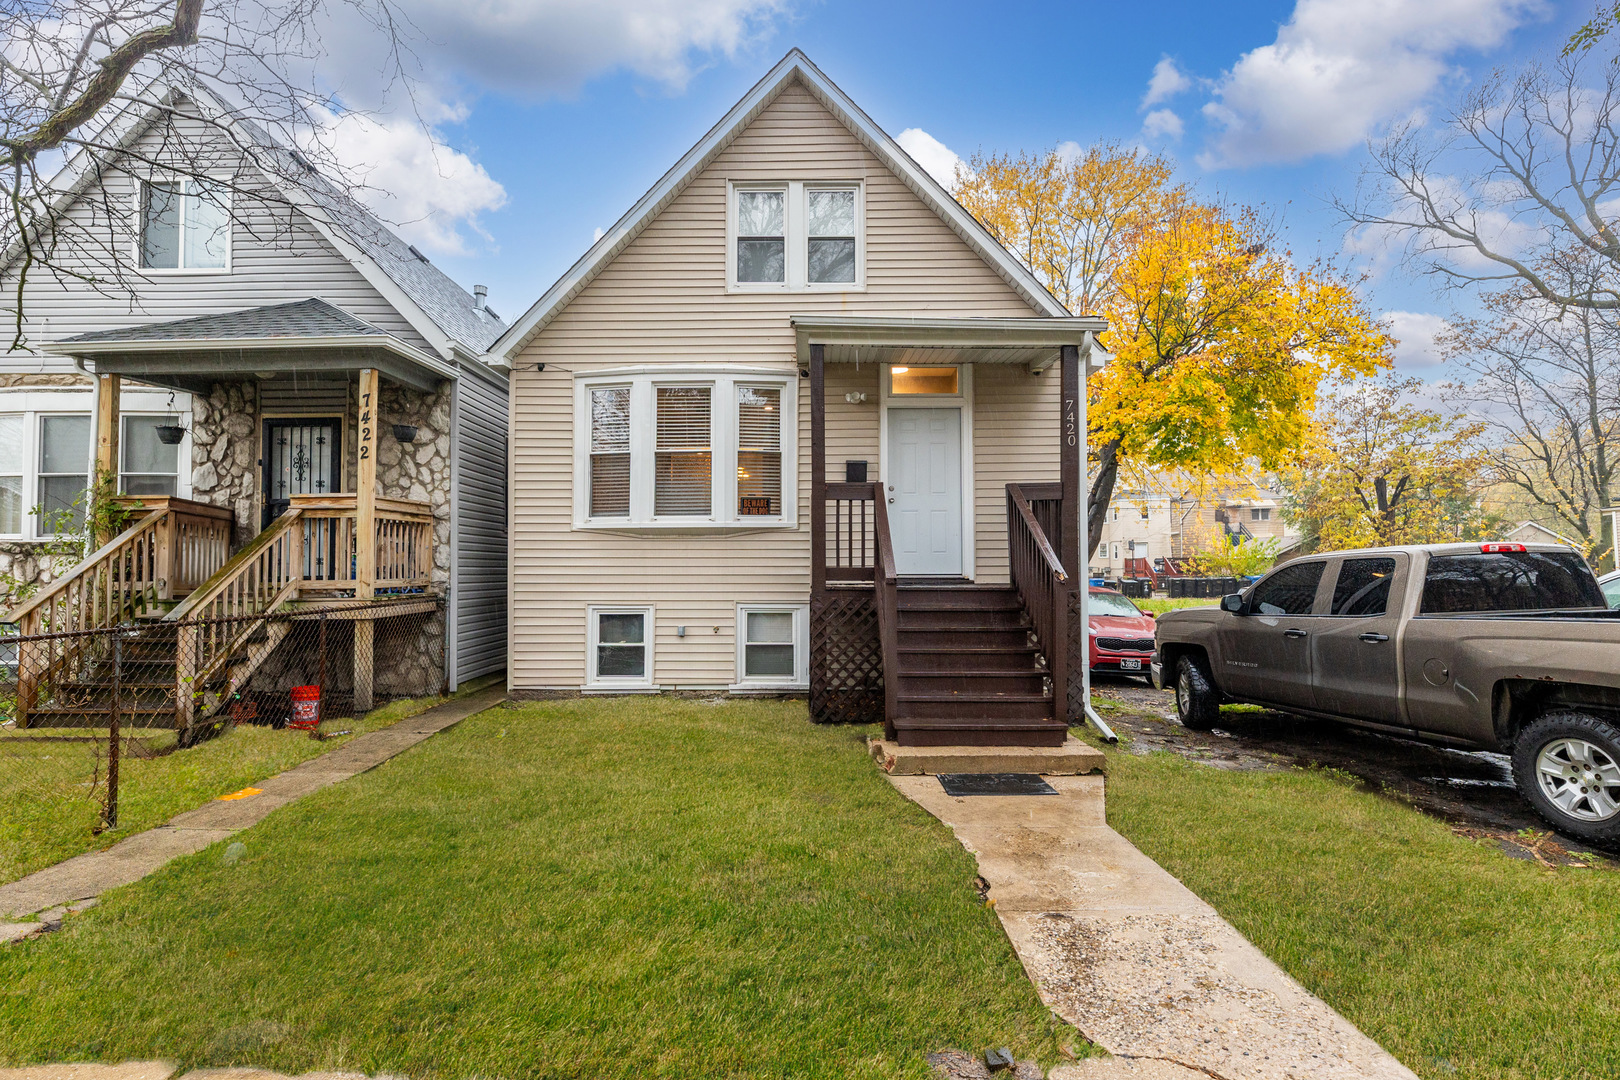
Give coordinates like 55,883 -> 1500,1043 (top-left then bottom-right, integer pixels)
392,424 -> 419,444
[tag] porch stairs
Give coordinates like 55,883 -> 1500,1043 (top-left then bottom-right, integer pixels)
892,584 -> 1067,747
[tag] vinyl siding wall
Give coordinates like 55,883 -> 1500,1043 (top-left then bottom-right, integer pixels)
452,365 -> 510,686
0,110 -> 434,373
509,80 -> 1060,690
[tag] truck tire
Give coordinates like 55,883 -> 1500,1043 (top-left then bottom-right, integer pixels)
1175,654 -> 1221,732
1511,711 -> 1620,843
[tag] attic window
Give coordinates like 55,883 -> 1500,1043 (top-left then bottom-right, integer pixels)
140,179 -> 229,271
730,182 -> 864,291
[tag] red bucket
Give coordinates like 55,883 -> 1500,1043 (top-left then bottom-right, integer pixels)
289,685 -> 321,730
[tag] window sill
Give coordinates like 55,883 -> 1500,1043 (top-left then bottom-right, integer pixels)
728,682 -> 808,694
575,520 -> 798,533
725,282 -> 866,294
138,267 -> 232,276
581,685 -> 659,694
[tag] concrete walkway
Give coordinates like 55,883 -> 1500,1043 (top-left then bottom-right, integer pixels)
1,688 -> 506,929
891,774 -> 1421,1080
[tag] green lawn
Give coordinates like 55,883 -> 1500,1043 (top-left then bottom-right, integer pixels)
1099,743 -> 1619,1080
0,698 -> 1077,1079
1133,597 -> 1216,616
1,682 -> 495,884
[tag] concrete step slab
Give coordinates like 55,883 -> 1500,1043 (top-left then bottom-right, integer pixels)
870,737 -> 1105,776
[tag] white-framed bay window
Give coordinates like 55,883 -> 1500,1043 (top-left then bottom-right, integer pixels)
728,180 -> 863,291
0,390 -> 192,540
574,367 -> 797,528
732,603 -> 808,690
586,604 -> 655,690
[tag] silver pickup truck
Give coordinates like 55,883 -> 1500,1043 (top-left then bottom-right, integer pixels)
1152,542 -> 1620,842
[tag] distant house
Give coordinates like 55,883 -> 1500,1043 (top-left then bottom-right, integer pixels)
1,83 -> 509,729
1095,482 -> 1300,578
490,51 -> 1105,745
1504,521 -> 1582,550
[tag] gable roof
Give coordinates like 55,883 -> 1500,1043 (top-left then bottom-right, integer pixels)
8,79 -> 505,360
489,49 -> 1070,359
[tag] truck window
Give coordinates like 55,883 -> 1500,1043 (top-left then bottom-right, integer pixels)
1420,551 -> 1607,613
1331,557 -> 1396,616
1249,561 -> 1325,615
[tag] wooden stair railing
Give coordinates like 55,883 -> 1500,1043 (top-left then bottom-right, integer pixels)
166,507 -> 305,735
1007,483 -> 1069,722
870,482 -> 900,740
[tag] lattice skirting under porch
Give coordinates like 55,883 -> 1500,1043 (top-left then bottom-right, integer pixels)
1065,591 -> 1085,723
809,589 -> 883,724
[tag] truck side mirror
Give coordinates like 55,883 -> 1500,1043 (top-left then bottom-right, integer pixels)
1220,593 -> 1245,614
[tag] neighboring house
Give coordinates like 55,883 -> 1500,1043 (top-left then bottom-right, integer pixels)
1095,483 -> 1298,579
0,83 -> 509,714
1504,520 -> 1582,549
491,51 -> 1104,745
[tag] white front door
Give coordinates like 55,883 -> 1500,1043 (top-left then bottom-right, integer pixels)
887,407 -> 962,576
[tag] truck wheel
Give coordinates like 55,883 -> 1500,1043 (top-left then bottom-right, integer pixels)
1175,654 -> 1221,732
1511,712 -> 1620,843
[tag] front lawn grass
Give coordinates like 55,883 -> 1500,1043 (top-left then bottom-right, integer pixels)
1133,597 -> 1215,616
0,679 -> 497,884
0,698 -> 1075,1078
1100,744 -> 1619,1080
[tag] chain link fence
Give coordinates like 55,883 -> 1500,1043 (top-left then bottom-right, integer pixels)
1,598 -> 444,847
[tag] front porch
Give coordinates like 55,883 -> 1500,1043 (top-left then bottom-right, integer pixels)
9,301 -> 454,733
798,316 -> 1107,745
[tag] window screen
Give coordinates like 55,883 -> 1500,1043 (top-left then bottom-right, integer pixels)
595,612 -> 646,678
1421,551 -> 1606,613
655,387 -> 711,515
744,611 -> 796,678
736,386 -> 781,515
589,387 -> 630,517
141,183 -> 182,269
141,180 -> 227,269
807,189 -> 856,283
120,415 -> 180,496
1249,561 -> 1325,616
736,190 -> 785,283
37,414 -> 90,535
1331,557 -> 1396,616
0,414 -> 21,534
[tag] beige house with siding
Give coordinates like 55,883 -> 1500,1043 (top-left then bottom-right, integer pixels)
492,51 -> 1104,745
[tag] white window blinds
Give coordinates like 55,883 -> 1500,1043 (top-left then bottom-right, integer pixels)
736,385 -> 781,516
655,387 -> 711,515
590,387 -> 631,516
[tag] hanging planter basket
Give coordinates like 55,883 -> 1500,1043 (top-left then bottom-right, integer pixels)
391,424 -> 419,444
155,424 -> 187,445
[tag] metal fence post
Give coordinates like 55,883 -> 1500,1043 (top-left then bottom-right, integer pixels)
103,630 -> 122,831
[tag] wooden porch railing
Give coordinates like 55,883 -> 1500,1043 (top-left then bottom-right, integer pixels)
288,495 -> 435,593
821,481 -> 878,583
870,483 -> 900,740
6,498 -> 233,727
1008,482 -> 1069,723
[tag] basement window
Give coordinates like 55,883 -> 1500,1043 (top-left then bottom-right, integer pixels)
587,606 -> 654,689
734,604 -> 808,689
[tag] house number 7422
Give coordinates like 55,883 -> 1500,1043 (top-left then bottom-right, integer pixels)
359,391 -> 373,459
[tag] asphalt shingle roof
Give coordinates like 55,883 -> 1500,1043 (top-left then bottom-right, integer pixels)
63,298 -> 389,345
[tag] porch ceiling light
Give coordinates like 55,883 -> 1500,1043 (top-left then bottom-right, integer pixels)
392,423 -> 419,444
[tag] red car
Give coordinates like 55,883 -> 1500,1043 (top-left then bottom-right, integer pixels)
1088,586 -> 1157,679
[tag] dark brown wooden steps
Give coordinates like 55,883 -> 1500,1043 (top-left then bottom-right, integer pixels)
889,583 -> 1067,747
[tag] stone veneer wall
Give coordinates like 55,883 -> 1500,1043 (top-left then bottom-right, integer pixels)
189,380 -> 260,544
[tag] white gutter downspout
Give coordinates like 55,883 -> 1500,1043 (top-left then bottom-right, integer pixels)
1079,333 -> 1117,743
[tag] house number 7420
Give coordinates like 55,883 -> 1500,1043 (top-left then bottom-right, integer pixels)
1063,397 -> 1078,448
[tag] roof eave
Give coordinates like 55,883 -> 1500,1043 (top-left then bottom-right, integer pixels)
43,331 -> 456,381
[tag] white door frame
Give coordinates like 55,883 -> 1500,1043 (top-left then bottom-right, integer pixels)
878,363 -> 974,579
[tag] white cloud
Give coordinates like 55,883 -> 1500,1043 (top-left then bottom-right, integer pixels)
1381,310 -> 1450,370
897,128 -> 964,188
313,109 -> 507,256
1197,0 -> 1544,169
322,0 -> 791,105
1142,109 -> 1184,142
1141,56 -> 1191,110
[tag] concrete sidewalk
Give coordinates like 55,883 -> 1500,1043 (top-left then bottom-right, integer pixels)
1,688 -> 506,929
892,774 -> 1420,1080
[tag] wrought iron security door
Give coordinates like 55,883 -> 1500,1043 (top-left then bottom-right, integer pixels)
263,419 -> 341,526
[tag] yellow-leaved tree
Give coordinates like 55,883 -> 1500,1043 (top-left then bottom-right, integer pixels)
1281,375 -> 1494,549
956,146 -> 1393,558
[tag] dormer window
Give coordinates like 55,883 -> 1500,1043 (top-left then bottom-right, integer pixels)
729,181 -> 863,291
140,179 -> 229,271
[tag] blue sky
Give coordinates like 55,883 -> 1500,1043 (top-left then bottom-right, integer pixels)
326,0 -> 1591,371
